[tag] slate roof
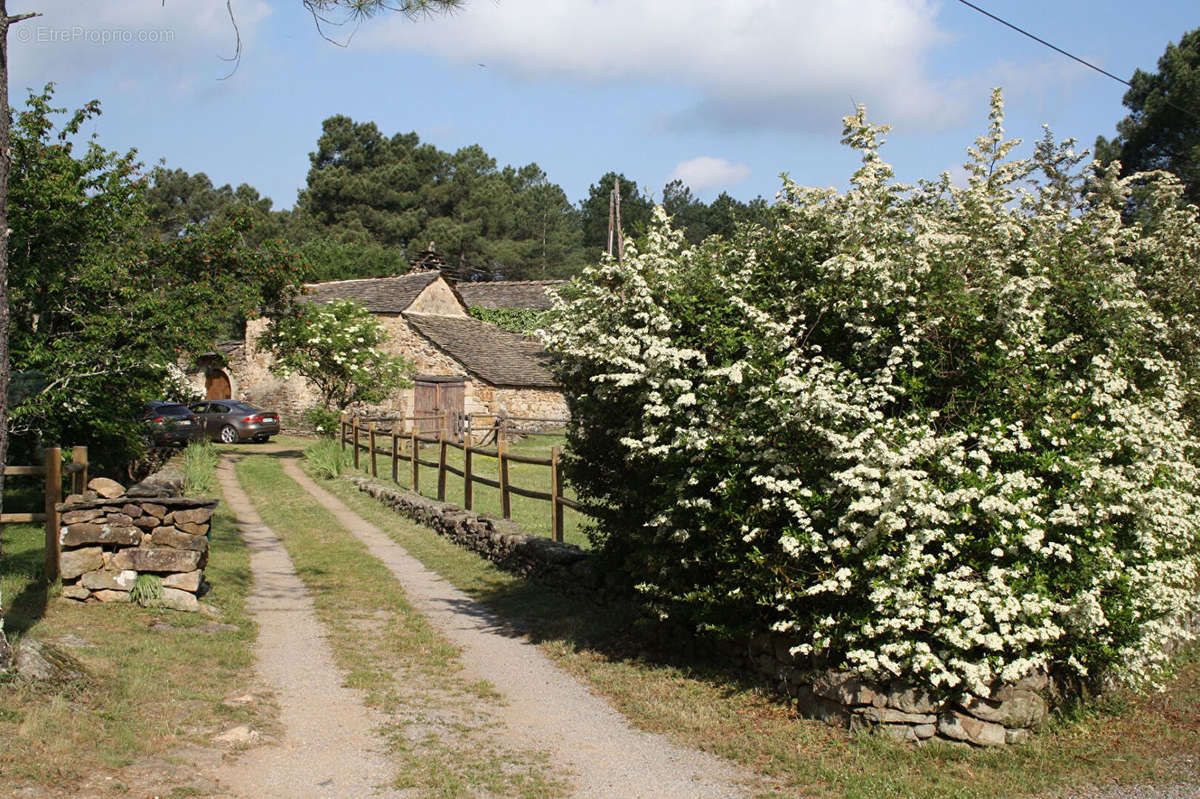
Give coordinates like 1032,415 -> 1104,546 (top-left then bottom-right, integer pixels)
301,272 -> 442,313
456,280 -> 566,310
404,314 -> 558,388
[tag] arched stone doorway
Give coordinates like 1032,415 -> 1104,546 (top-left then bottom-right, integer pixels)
206,369 -> 232,400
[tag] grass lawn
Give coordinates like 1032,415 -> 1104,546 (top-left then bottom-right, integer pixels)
0,477 -> 264,795
231,449 -> 566,798
340,428 -> 592,548
303,454 -> 1200,799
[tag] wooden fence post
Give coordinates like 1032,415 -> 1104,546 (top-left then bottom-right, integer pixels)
437,429 -> 447,502
352,417 -> 360,470
463,440 -> 474,510
410,427 -> 419,492
44,447 -> 62,583
369,422 -> 377,477
71,445 -> 88,495
340,412 -> 347,451
550,446 -> 564,543
498,441 -> 511,520
391,423 -> 400,485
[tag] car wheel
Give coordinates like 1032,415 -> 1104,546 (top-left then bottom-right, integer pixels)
219,425 -> 239,444
252,434 -> 270,443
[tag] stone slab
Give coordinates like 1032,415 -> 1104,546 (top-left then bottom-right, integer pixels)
60,547 -> 104,580
149,526 -> 208,552
88,477 -> 125,498
163,570 -> 203,593
80,569 -> 138,592
161,587 -> 200,612
61,523 -> 141,547
938,711 -> 1007,747
172,507 -> 214,526
111,548 -> 202,573
60,508 -> 103,524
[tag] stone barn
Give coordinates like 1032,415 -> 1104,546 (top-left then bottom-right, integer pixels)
222,271 -> 567,427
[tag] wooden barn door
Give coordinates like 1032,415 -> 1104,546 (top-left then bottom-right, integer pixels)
413,376 -> 465,440
206,369 -> 232,400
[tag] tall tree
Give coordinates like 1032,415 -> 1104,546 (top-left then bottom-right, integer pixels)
146,166 -> 287,247
661,179 -> 713,245
0,0 -> 39,674
8,88 -> 304,474
1095,28 -> 1200,208
296,116 -> 588,280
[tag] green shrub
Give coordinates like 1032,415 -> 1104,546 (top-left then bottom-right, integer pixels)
547,92 -> 1200,698
303,407 -> 343,438
181,440 -> 219,496
305,438 -> 350,480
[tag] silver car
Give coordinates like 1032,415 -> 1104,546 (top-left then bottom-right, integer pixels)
189,400 -> 281,444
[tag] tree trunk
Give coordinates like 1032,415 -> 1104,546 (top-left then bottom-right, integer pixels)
0,3 -> 38,673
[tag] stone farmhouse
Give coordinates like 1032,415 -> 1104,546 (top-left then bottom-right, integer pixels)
190,271 -> 568,428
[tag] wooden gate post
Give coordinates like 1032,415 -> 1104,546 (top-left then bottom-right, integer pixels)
369,422 -> 377,477
437,429 -> 448,502
550,446 -> 564,543
340,412 -> 347,451
391,423 -> 400,485
410,427 -> 419,491
463,440 -> 474,510
352,417 -> 360,470
498,441 -> 511,520
44,447 -> 62,583
71,445 -> 88,495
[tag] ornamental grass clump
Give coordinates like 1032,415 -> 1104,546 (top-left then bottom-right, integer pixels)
547,91 -> 1200,699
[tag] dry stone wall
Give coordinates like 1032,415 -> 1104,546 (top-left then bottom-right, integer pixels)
57,477 -> 217,613
348,471 -> 1056,747
348,477 -> 601,595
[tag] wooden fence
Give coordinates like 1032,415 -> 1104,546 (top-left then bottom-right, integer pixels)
1,445 -> 89,581
339,413 -> 584,543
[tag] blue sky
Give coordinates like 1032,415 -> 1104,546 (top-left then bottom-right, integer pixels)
8,1 -> 1197,210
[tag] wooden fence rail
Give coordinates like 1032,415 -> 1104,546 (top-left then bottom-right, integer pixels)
1,445 -> 89,581
338,412 -> 582,542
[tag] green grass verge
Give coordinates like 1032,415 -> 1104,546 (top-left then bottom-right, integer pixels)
232,451 -> 566,798
306,461 -> 1200,799
0,484 -> 262,793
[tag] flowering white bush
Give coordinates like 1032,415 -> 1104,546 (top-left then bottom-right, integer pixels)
548,92 -> 1200,697
260,298 -> 412,411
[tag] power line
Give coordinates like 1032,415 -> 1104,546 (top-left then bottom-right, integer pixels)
953,0 -> 1131,89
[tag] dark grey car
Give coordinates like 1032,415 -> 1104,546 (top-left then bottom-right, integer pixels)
189,400 -> 281,444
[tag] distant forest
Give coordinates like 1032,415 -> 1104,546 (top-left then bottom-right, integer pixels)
146,114 -> 770,283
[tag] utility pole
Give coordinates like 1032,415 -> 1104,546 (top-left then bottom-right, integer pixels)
606,175 -> 624,263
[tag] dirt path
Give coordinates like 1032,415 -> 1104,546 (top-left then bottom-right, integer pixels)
277,456 -> 755,799
212,456 -> 407,799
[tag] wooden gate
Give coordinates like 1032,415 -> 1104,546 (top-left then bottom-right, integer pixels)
205,369 -> 232,400
413,375 -> 465,440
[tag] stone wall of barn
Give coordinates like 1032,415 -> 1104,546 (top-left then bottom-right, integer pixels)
231,315 -> 566,430
236,318 -> 323,420
491,387 -> 568,421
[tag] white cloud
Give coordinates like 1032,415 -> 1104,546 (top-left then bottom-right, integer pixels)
359,0 -> 964,132
668,156 -> 750,192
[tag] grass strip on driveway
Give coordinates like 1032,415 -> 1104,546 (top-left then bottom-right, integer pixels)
307,461 -> 1200,799
232,450 -> 566,799
0,480 -> 263,795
